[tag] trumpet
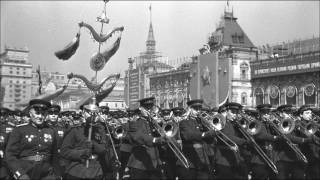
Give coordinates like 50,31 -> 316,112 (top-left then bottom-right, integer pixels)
265,113 -> 308,164
139,107 -> 190,169
199,112 -> 239,152
236,113 -> 278,174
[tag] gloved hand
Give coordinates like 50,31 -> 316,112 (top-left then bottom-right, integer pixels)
78,148 -> 92,160
153,137 -> 166,145
275,136 -> 286,143
304,136 -> 313,143
18,174 -> 30,180
202,130 -> 216,139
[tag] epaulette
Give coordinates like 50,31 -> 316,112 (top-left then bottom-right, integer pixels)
16,123 -> 29,127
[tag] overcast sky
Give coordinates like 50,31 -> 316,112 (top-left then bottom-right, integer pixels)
1,1 -> 319,80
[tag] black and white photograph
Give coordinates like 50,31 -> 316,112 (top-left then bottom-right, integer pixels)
0,0 -> 319,179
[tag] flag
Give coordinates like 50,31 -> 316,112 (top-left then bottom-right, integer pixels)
36,65 -> 42,95
149,4 -> 151,11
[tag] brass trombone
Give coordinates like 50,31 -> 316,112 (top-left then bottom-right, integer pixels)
236,113 -> 279,174
266,112 -> 308,164
139,107 -> 190,169
199,112 -> 239,152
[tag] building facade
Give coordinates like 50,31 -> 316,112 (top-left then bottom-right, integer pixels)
0,46 -> 33,109
251,37 -> 320,107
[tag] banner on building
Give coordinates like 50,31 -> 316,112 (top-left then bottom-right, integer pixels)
189,53 -> 231,107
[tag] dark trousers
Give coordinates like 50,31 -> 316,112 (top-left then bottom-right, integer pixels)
176,166 -> 210,180
215,164 -> 248,180
305,160 -> 320,180
119,151 -> 131,179
276,161 -> 305,180
129,168 -> 163,180
251,163 -> 276,180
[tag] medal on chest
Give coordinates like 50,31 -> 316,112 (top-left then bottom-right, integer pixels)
58,130 -> 64,137
25,135 -> 35,142
44,133 -> 53,143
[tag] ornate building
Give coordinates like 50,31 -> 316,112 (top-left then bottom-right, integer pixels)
251,37 -> 320,107
0,46 -> 33,109
202,7 -> 258,107
124,4 -> 259,108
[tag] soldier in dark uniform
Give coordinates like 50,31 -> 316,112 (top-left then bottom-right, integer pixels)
119,108 -> 138,180
0,108 -> 13,180
177,99 -> 217,180
60,103 -> 110,180
274,104 -> 313,180
214,102 -> 249,180
45,104 -> 66,178
297,105 -> 320,180
5,99 -> 58,180
127,97 -> 166,179
250,104 -> 281,180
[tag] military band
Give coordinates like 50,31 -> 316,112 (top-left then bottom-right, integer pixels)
0,97 -> 319,180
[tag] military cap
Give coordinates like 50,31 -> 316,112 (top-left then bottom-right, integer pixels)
127,108 -> 140,116
60,111 -> 71,116
201,107 -> 210,112
12,110 -> 23,116
311,107 -> 320,116
48,104 -> 61,112
160,109 -> 172,116
29,99 -> 51,109
171,107 -> 185,116
100,105 -> 109,114
211,107 -> 219,112
218,105 -> 227,113
139,97 -> 155,108
256,104 -> 272,111
244,108 -> 259,117
226,102 -> 243,111
187,99 -> 203,108
298,105 -> 312,115
277,104 -> 293,112
0,107 -> 11,116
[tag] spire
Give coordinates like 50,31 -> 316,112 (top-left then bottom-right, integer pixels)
146,4 -> 156,54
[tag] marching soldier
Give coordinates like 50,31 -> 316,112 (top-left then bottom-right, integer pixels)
215,102 -> 248,179
127,97 -> 166,179
119,108 -> 138,180
5,99 -> 58,180
298,105 -> 320,180
60,103 -> 110,180
177,99 -> 216,180
250,104 -> 281,180
274,104 -> 313,180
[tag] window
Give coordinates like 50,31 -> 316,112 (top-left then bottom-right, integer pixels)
241,92 -> 247,105
115,103 -> 117,108
240,63 -> 249,80
17,71 -> 19,74
9,71 -> 13,74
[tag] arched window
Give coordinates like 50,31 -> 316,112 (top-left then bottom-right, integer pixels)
269,85 -> 280,106
255,87 -> 264,105
286,86 -> 297,106
241,92 -> 247,105
240,63 -> 249,80
304,84 -> 316,106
